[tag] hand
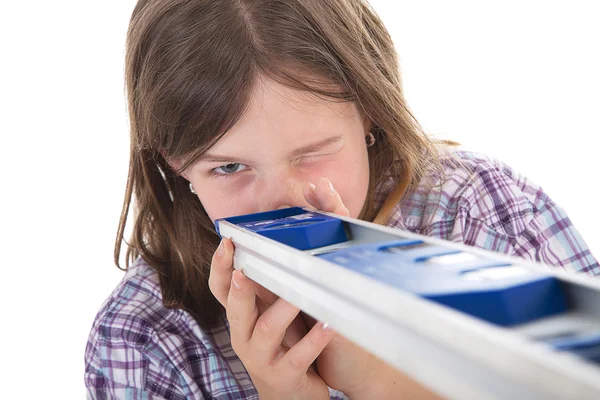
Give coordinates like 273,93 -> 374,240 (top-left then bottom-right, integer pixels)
230,268 -> 335,399
209,176 -> 351,353
210,237 -> 310,354
210,238 -> 335,399
207,177 -> 350,398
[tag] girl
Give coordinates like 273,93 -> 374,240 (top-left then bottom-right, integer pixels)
85,0 -> 599,398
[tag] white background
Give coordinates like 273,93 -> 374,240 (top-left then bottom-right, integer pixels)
1,1 -> 598,398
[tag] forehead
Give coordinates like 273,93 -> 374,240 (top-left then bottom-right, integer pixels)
217,78 -> 362,144
245,77 -> 360,119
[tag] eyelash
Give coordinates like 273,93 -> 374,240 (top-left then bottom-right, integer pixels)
209,154 -> 330,179
210,163 -> 249,179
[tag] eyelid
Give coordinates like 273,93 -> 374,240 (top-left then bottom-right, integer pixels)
304,141 -> 343,157
298,150 -> 337,160
211,162 -> 249,176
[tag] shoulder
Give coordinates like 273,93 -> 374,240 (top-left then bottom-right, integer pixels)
387,149 -> 599,274
85,258 -> 189,398
395,149 -> 542,236
85,258 -> 258,399
85,258 -> 179,352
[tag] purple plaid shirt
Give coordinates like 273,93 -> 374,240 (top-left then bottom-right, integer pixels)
85,150 -> 599,399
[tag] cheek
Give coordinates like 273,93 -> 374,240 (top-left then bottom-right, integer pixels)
313,153 -> 369,218
338,150 -> 370,218
336,169 -> 369,218
194,181 -> 250,223
196,193 -> 225,223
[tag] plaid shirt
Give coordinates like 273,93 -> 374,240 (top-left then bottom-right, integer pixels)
85,150 -> 599,399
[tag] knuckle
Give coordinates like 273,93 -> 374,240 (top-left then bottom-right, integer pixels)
305,334 -> 319,351
209,258 -> 224,278
207,274 -> 217,292
208,273 -> 227,306
286,354 -> 304,371
254,317 -> 275,339
210,248 -> 220,264
225,308 -> 241,325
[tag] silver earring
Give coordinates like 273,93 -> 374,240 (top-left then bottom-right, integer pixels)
366,132 -> 376,147
189,182 -> 196,194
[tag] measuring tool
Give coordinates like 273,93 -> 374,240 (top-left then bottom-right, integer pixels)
216,207 -> 600,399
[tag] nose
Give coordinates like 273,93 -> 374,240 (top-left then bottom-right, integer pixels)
258,169 -> 307,212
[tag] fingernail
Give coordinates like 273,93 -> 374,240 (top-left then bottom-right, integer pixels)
232,271 -> 242,290
321,322 -> 332,332
309,182 -> 316,193
328,180 -> 335,194
217,240 -> 225,257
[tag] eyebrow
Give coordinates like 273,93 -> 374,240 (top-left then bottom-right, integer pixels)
198,135 -> 343,164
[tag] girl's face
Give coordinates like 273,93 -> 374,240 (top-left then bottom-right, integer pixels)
182,78 -> 371,223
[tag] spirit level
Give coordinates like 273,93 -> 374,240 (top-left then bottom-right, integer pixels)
215,207 -> 600,399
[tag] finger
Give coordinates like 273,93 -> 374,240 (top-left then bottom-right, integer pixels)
302,181 -> 319,210
255,296 -> 308,351
255,291 -> 307,350
208,238 -> 234,307
226,269 -> 259,345
251,298 -> 302,362
304,177 -> 350,217
298,312 -> 319,372
253,297 -> 307,355
282,321 -> 335,373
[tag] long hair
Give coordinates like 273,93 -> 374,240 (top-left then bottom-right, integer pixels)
117,0 -> 446,328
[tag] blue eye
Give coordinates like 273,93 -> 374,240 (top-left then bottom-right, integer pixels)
213,163 -> 248,176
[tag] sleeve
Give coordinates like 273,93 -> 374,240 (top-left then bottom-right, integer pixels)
415,153 -> 599,276
328,387 -> 350,399
85,361 -> 185,400
469,161 -> 600,275
85,371 -> 172,400
509,194 -> 600,275
84,311 -> 192,400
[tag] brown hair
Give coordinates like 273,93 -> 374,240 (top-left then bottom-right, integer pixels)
117,0 -> 446,328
